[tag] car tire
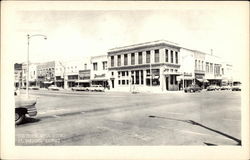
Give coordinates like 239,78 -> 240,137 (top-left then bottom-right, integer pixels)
15,112 -> 25,125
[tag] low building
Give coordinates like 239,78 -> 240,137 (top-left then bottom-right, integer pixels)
90,55 -> 109,89
107,40 -> 181,92
37,61 -> 55,88
14,63 -> 22,88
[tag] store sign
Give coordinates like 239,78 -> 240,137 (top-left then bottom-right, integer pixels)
195,74 -> 204,79
94,74 -> 105,78
184,72 -> 192,77
79,70 -> 90,79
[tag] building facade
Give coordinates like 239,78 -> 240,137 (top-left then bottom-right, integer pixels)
90,55 -> 109,88
14,63 -> 22,88
108,40 -> 181,92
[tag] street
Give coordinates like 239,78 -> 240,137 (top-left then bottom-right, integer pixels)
15,90 -> 241,146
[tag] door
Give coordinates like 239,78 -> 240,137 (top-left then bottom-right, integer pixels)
166,77 -> 169,90
111,80 -> 114,88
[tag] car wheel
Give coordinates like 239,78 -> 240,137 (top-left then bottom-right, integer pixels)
15,112 -> 25,125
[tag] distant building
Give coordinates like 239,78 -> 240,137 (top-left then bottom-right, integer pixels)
14,63 -> 22,88
90,55 -> 109,88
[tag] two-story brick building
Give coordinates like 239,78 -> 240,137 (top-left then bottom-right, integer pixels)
107,40 -> 181,92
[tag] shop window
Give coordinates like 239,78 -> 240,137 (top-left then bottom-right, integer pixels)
146,51 -> 151,63
141,70 -> 144,84
135,70 -> 139,84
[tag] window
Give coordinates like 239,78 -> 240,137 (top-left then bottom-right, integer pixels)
131,53 -> 135,65
170,75 -> 174,85
165,49 -> 169,62
198,60 -> 200,70
171,51 -> 173,63
206,62 -> 209,73
93,62 -> 98,71
118,80 -> 121,85
175,52 -> 178,64
222,68 -> 224,75
117,55 -> 121,66
146,51 -> 151,63
111,56 -> 114,67
201,61 -> 204,71
131,71 -> 134,84
141,70 -> 144,84
210,63 -> 213,73
102,61 -> 107,70
111,72 -> 114,76
135,70 -> 140,84
127,80 -> 129,84
124,54 -> 128,65
122,71 -> 125,76
195,60 -> 197,70
154,49 -> 159,63
138,52 -> 143,64
84,63 -> 87,70
122,80 -> 125,85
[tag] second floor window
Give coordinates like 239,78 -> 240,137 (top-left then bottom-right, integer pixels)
84,63 -> 87,70
146,51 -> 150,63
195,60 -> 197,70
154,49 -> 159,63
165,49 -> 169,62
117,55 -> 121,66
175,51 -> 178,64
102,61 -> 107,70
138,52 -> 142,64
171,50 -> 173,63
93,62 -> 98,71
124,54 -> 128,65
131,53 -> 135,65
111,56 -> 114,67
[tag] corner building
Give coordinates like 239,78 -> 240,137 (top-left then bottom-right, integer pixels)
108,40 -> 181,92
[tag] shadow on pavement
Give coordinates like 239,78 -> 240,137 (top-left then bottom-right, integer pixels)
23,117 -> 41,124
148,115 -> 241,146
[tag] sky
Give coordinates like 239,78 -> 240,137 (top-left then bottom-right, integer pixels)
3,1 -> 249,79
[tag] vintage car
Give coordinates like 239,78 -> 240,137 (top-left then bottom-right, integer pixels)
220,85 -> 231,90
88,85 -> 105,92
184,84 -> 202,93
15,93 -> 37,125
72,86 -> 89,91
232,84 -> 241,91
207,85 -> 219,91
48,85 -> 61,91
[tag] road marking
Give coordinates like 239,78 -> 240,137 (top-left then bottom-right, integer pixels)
52,115 -> 60,118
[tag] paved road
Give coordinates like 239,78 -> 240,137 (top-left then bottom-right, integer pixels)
15,90 -> 241,146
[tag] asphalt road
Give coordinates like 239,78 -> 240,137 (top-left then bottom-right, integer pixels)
15,89 -> 241,146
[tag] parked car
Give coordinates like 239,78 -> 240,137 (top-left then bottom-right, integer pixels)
207,85 -> 219,91
15,94 -> 37,125
220,85 -> 231,90
48,85 -> 61,91
88,85 -> 105,92
184,84 -> 202,93
232,84 -> 241,91
29,86 -> 40,90
72,86 -> 89,91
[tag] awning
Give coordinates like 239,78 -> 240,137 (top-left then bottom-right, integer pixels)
75,80 -> 91,83
196,79 -> 209,83
44,81 -> 53,84
91,79 -> 108,81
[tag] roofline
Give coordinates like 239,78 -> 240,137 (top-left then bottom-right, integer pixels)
108,40 -> 180,53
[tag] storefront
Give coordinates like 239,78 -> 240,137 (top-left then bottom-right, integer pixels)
91,73 -> 109,88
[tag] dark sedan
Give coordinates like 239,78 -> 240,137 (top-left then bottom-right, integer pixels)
184,84 -> 202,93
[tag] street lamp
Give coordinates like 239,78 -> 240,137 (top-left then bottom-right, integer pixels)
26,34 -> 47,96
